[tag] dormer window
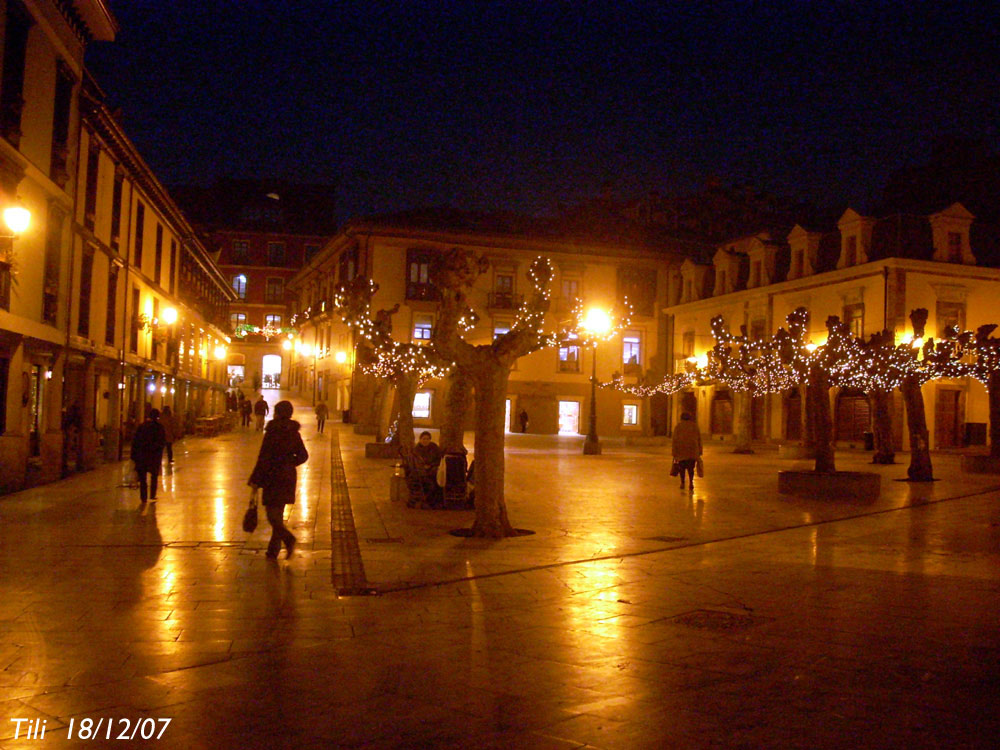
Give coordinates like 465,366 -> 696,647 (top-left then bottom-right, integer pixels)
845,236 -> 857,266
751,260 -> 761,288
947,232 -> 962,263
717,270 -> 727,295
791,249 -> 802,278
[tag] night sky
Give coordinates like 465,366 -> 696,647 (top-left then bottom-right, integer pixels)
85,1 -> 1000,224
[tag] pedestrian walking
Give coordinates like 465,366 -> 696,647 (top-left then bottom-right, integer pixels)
314,401 -> 329,433
518,408 -> 529,433
160,405 -> 176,463
253,395 -> 269,431
240,397 -> 252,428
248,400 -> 309,560
131,408 -> 166,502
671,412 -> 702,491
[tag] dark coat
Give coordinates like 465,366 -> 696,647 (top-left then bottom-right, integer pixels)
248,418 -> 308,506
131,419 -> 166,471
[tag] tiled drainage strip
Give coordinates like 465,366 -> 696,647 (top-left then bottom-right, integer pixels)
662,609 -> 769,633
329,429 -> 376,596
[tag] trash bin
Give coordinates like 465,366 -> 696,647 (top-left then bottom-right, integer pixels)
863,431 -> 874,451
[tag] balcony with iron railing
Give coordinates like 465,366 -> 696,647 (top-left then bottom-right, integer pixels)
487,292 -> 523,309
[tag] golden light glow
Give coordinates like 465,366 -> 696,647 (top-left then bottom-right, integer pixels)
581,307 -> 612,336
695,353 -> 709,369
3,204 -> 30,234
335,350 -> 347,364
805,343 -> 818,353
300,343 -> 313,358
911,337 -> 924,349
162,307 -> 178,325
282,339 -> 292,351
213,345 -> 226,360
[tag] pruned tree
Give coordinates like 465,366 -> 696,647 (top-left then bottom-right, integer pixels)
709,315 -> 800,453
972,325 -> 1000,458
431,249 -> 564,538
333,277 -> 451,457
899,309 -> 936,481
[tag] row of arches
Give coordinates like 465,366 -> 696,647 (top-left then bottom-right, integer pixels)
689,386 -> 968,448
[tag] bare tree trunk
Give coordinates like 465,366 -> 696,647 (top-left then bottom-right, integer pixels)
440,370 -> 473,454
871,389 -> 895,464
470,365 -> 516,538
373,383 -> 394,443
733,391 -> 754,453
807,372 -> 836,473
990,371 -> 1000,459
901,376 -> 934,480
395,375 -> 416,458
802,384 -> 815,457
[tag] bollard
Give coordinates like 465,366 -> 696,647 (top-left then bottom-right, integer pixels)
390,461 -> 406,502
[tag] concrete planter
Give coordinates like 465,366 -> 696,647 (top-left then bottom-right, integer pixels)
961,454 -> 1000,474
778,470 -> 881,500
777,443 -> 812,459
365,442 -> 399,459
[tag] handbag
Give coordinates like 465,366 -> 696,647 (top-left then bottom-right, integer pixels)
242,488 -> 259,533
695,457 -> 704,478
669,461 -> 680,477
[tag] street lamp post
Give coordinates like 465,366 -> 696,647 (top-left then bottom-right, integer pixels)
581,307 -> 612,455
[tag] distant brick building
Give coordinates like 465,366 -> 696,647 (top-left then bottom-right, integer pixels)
172,180 -> 337,391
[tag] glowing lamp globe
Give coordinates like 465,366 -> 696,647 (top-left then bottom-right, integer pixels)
3,205 -> 30,234
162,307 -> 178,325
335,351 -> 348,364
582,308 -> 612,336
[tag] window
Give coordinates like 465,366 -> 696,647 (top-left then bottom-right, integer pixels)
0,1 -> 31,147
750,319 -> 766,341
154,224 -> 163,285
561,278 -> 580,301
682,331 -> 695,357
110,173 -> 123,251
618,266 -> 656,316
406,249 -> 439,300
169,240 -> 177,294
0,357 -> 8,433
232,274 -> 247,299
265,277 -> 284,303
413,314 -> 434,341
105,265 -> 118,345
77,251 -> 93,337
42,205 -> 64,325
947,232 -> 962,263
129,288 -> 140,352
50,63 -> 74,185
230,312 -> 246,330
84,146 -> 99,231
717,270 -> 727,295
750,260 -> 762,287
792,249 -> 803,277
558,344 -> 581,372
623,403 -> 639,426
493,321 -> 510,341
265,314 -> 282,327
134,202 -> 145,269
684,279 -> 693,302
231,240 -> 249,263
622,331 -> 641,366
845,236 -> 857,266
412,391 -> 432,419
843,303 -> 864,337
936,301 -> 965,334
338,249 -> 357,282
267,242 -> 285,266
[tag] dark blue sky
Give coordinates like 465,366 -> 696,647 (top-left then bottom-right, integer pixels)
87,1 -> 1000,223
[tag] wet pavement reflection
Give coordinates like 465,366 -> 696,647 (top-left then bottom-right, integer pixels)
1,390 -> 999,747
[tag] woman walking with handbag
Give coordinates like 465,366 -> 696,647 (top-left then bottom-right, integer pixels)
248,400 -> 309,560
671,412 -> 702,491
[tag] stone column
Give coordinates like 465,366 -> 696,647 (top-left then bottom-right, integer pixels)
80,355 -> 98,469
0,337 -> 27,492
39,349 -> 66,484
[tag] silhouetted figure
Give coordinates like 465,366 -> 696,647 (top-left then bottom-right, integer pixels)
518,408 -> 529,433
249,400 -> 309,560
314,401 -> 329,433
240,397 -> 252,428
160,405 -> 176,463
253,396 -> 269,431
672,412 -> 702,491
132,409 -> 166,502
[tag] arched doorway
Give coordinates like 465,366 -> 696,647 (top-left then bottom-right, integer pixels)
836,389 -> 870,442
261,354 -> 282,390
710,389 -> 733,435
784,389 -> 802,441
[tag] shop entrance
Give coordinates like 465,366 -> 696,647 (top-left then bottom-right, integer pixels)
261,355 -> 282,389
558,400 -> 580,434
